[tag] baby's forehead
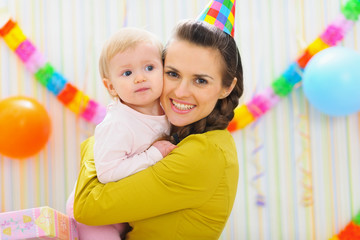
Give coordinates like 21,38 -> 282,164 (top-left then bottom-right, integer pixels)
112,40 -> 162,59
108,43 -> 163,69
119,42 -> 161,57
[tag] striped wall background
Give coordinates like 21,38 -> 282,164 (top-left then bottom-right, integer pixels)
0,0 -> 359,239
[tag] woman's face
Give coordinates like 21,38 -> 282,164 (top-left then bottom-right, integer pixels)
160,39 -> 229,127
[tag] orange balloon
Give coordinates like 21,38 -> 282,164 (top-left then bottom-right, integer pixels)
0,96 -> 51,159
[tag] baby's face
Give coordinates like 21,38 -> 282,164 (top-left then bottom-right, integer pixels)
105,42 -> 163,113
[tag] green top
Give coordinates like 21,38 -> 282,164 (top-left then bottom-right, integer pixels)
74,130 -> 239,240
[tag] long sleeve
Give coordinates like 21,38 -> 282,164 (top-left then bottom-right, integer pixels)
94,118 -> 163,184
93,99 -> 169,184
74,134 -> 227,225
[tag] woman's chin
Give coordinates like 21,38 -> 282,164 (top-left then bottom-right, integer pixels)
168,116 -> 190,127
169,121 -> 188,127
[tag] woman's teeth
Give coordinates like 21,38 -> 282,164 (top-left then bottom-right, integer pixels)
172,100 -> 195,110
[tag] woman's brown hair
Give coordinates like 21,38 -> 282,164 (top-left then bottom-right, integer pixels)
163,19 -> 244,144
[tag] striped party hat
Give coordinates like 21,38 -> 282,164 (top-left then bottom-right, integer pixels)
198,0 -> 236,37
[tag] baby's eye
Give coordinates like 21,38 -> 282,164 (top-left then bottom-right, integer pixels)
195,78 -> 208,85
122,71 -> 132,77
166,71 -> 179,78
145,65 -> 154,71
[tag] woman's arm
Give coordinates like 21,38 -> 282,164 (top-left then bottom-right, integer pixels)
74,134 -> 226,225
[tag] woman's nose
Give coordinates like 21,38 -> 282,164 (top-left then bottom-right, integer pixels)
174,80 -> 191,98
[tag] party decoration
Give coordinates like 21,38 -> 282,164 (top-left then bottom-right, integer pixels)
302,46 -> 360,116
228,0 -> 360,131
331,211 -> 360,239
296,114 -> 313,207
225,0 -> 360,211
198,0 -> 236,37
0,17 -> 106,125
0,96 -> 51,159
250,126 -> 266,207
0,206 -> 78,239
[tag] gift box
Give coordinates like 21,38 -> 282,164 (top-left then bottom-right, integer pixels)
0,206 -> 78,240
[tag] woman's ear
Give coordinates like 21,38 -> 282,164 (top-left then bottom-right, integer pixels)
220,77 -> 237,99
102,78 -> 117,97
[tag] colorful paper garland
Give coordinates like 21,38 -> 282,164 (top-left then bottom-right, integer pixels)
330,211 -> 360,239
1,0 -> 358,128
0,17 -> 106,125
227,0 -> 360,132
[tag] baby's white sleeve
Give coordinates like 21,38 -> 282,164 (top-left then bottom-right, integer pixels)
94,119 -> 163,184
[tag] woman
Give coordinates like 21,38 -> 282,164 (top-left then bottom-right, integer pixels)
74,18 -> 243,239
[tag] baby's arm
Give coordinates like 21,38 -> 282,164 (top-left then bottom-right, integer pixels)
95,143 -> 160,184
94,120 -> 175,184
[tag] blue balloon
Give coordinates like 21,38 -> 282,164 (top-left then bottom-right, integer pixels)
302,46 -> 360,116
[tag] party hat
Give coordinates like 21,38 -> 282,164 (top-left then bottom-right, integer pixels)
198,0 -> 236,37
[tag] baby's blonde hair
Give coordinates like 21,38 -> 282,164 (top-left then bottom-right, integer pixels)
99,28 -> 163,79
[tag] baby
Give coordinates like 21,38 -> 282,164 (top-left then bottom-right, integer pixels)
66,28 -> 176,240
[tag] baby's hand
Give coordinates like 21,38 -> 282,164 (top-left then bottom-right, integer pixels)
152,140 -> 177,157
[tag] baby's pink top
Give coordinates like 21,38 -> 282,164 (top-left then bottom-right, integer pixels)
94,99 -> 170,183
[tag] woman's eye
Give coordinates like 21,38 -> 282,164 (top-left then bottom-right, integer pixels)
145,65 -> 154,71
195,78 -> 208,85
166,71 -> 179,78
122,71 -> 132,77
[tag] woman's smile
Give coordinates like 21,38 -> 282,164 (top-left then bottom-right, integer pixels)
170,99 -> 196,113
